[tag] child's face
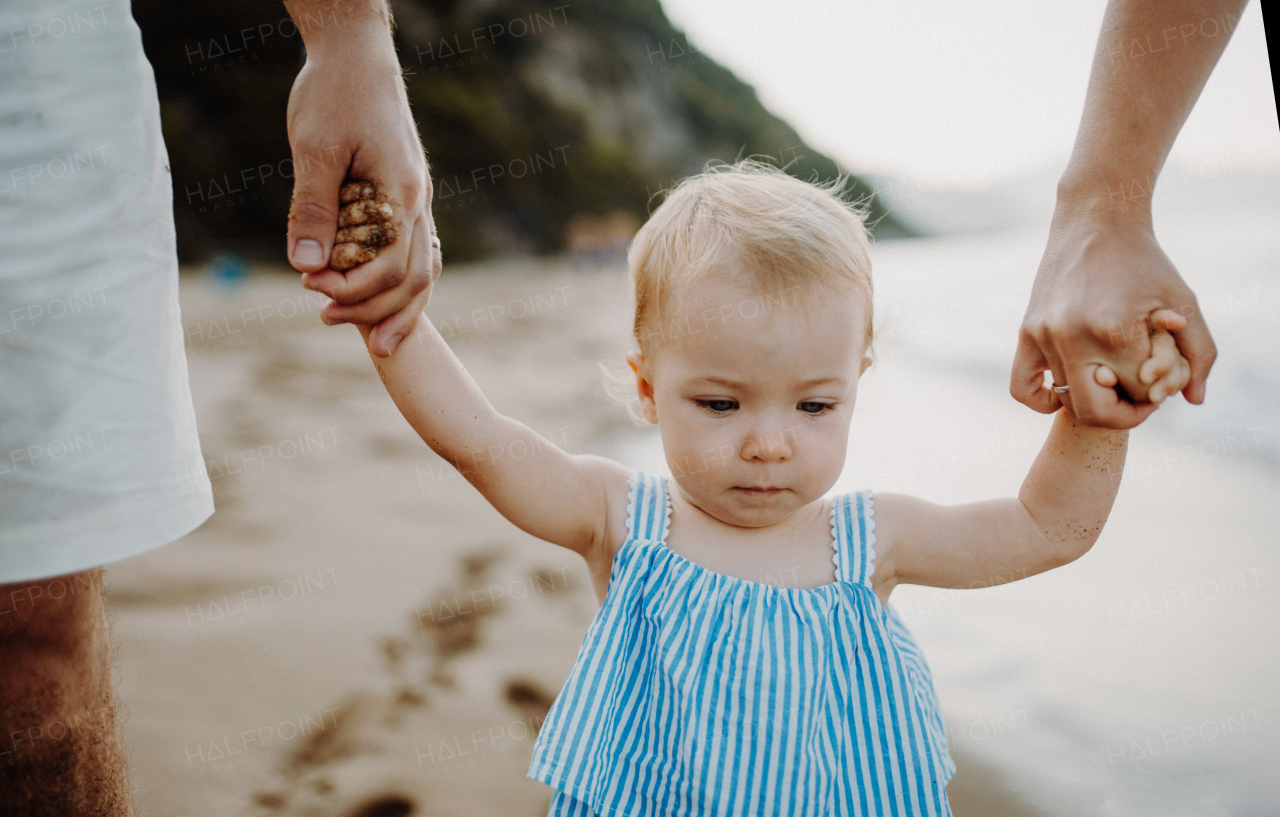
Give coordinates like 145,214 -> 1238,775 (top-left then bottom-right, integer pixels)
628,276 -> 872,530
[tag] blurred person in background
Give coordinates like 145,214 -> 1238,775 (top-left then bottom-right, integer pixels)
0,0 -> 432,813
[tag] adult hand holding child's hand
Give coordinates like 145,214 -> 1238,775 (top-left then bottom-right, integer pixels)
1010,205 -> 1215,429
283,0 -> 440,358
1006,0 -> 1247,429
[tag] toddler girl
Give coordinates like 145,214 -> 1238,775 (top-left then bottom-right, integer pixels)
355,162 -> 1189,816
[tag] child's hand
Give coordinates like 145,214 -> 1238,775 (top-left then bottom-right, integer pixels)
1093,309 -> 1191,404
328,180 -> 398,271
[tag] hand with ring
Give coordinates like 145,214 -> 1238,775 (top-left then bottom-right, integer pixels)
1049,308 -> 1193,410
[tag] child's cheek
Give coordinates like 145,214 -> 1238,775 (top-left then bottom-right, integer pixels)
665,424 -> 735,489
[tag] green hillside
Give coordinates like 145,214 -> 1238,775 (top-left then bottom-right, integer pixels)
134,0 -> 908,263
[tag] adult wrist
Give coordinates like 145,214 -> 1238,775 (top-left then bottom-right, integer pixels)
284,0 -> 396,62
1053,167 -> 1156,232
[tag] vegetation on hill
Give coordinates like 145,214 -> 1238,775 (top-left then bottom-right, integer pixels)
134,0 -> 907,264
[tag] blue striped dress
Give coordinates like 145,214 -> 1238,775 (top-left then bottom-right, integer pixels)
528,470 -> 956,816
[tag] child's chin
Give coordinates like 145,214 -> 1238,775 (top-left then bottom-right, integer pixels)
716,495 -> 798,528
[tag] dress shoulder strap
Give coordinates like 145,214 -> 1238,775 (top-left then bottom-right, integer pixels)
832,489 -> 877,586
625,469 -> 671,544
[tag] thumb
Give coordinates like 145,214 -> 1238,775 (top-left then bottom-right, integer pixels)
1009,330 -> 1062,414
286,147 -> 347,273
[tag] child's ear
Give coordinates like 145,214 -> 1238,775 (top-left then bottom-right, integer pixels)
625,351 -> 659,424
859,354 -> 873,376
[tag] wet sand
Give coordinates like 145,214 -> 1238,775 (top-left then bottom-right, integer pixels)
108,260 -> 1046,816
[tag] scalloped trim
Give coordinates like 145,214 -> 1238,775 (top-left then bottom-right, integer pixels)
626,470 -> 673,544
624,468 -> 640,543
658,474 -> 673,544
828,495 -> 841,584
863,490 -> 878,583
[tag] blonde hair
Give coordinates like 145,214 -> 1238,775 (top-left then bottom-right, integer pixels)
627,160 -> 875,361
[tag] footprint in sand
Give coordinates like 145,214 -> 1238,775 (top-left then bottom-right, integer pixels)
346,796 -> 415,817
249,547 -> 574,816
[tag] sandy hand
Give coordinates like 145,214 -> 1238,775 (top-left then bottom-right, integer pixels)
1094,309 -> 1192,404
328,180 -> 398,271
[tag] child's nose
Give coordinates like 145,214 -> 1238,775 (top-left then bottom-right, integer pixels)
740,424 -> 793,462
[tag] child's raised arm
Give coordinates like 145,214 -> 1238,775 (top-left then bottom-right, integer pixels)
358,313 -> 630,560
873,409 -> 1129,596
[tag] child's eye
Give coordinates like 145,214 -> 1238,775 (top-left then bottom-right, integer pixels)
694,398 -> 737,413
798,401 -> 834,415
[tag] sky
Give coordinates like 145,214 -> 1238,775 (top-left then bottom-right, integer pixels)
657,0 -> 1278,187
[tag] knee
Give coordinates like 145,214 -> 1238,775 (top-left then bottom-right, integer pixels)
0,574 -> 131,814
0,569 -> 114,761
0,569 -> 106,674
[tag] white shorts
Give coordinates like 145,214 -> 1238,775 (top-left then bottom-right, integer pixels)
0,0 -> 214,582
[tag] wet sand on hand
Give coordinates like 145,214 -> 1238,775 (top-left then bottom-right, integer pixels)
107,260 -> 1045,816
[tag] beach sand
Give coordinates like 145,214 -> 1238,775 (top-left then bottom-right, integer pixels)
108,260 -> 1047,816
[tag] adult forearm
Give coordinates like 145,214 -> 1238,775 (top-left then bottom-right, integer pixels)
1059,0 -> 1248,216
1018,410 -> 1129,561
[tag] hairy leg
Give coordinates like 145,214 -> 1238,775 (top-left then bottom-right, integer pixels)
0,568 -> 134,816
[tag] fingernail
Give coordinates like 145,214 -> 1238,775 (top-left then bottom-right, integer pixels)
293,239 -> 324,266
387,333 -> 404,354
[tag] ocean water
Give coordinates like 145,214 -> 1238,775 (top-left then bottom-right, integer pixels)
608,174 -> 1280,815
869,168 -> 1280,468
858,183 -> 1279,816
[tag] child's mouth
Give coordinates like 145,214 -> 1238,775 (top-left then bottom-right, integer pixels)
734,486 -> 784,498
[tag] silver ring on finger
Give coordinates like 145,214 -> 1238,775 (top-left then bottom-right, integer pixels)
1052,383 -> 1070,394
